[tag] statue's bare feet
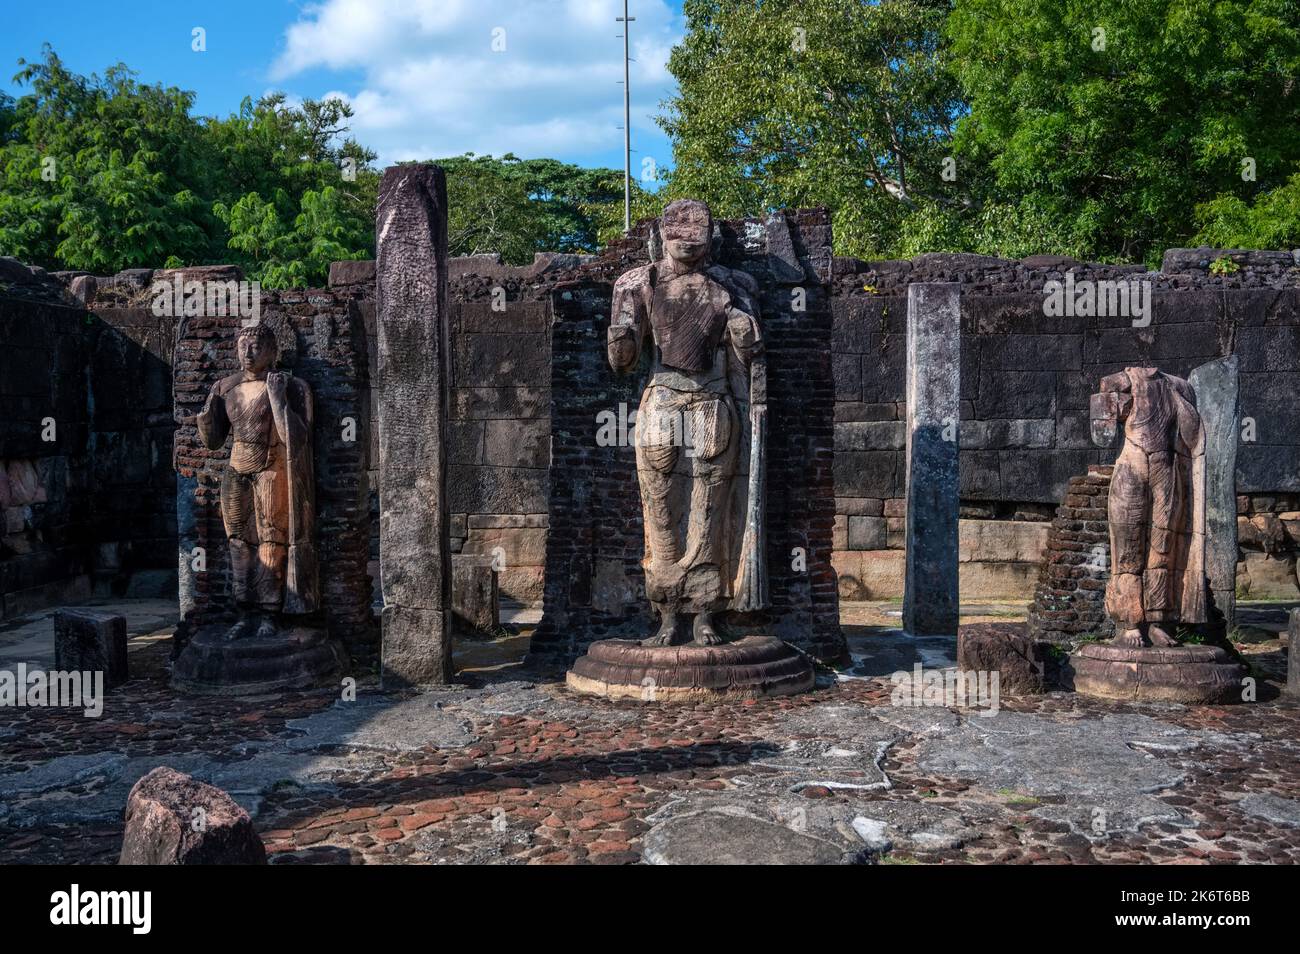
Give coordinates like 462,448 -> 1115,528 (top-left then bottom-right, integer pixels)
254,614 -> 280,640
1147,625 -> 1179,647
225,617 -> 256,642
692,613 -> 725,646
641,614 -> 678,648
1113,628 -> 1146,648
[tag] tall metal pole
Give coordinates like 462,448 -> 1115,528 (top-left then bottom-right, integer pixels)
617,0 -> 635,233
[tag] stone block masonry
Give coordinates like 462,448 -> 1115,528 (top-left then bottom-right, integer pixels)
375,164 -> 453,687
54,608 -> 128,687
333,259 -> 554,607
1,267 -> 177,618
831,250 -> 1300,602
447,301 -> 551,604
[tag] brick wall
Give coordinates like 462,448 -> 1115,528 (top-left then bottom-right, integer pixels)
172,287 -> 375,662
1,262 -> 177,617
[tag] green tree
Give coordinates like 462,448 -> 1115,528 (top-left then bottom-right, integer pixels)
0,46 -> 212,272
660,0 -> 963,258
1194,173 -> 1300,249
432,153 -> 658,262
209,94 -> 378,286
947,0 -> 1300,264
0,49 -> 377,285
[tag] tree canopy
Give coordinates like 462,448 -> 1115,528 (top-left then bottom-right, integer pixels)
946,0 -> 1300,264
660,0 -> 1300,264
5,5 -> 1300,280
661,0 -> 963,259
432,153 -> 656,263
0,47 -> 378,285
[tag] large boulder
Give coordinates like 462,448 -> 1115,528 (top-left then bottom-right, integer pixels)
120,767 -> 266,865
957,626 -> 1048,695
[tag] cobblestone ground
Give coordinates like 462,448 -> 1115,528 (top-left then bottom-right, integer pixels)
1,603 -> 1297,865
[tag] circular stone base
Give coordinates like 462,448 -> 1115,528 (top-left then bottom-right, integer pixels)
566,635 -> 814,703
1071,642 -> 1247,704
172,623 -> 348,696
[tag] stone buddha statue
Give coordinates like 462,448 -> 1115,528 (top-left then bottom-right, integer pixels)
607,199 -> 768,647
1091,366 -> 1206,647
195,323 -> 319,639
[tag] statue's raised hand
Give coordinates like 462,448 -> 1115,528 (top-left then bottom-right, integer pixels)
266,370 -> 289,402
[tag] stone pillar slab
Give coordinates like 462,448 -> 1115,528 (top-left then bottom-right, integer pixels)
452,554 -> 499,635
903,283 -> 960,636
376,163 -> 453,687
1288,608 -> 1299,698
1188,355 -> 1239,627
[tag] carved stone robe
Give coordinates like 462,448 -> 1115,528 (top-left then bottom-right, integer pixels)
609,260 -> 768,616
197,371 -> 318,615
1095,367 -> 1206,628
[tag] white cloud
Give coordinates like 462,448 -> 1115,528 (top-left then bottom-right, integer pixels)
270,0 -> 683,167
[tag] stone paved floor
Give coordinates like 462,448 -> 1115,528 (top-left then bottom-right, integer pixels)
1,601 -> 1297,864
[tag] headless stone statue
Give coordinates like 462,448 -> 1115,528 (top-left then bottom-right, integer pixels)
1091,367 -> 1207,647
608,199 -> 768,647
195,323 -> 319,639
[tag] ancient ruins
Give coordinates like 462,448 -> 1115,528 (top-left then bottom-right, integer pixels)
2,166 -> 1299,867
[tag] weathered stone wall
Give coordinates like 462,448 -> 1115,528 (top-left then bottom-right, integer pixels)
447,299 -> 551,605
529,209 -> 845,664
831,250 -> 1300,602
0,261 -> 176,617
172,287 -> 374,661
9,237 -> 1300,626
0,294 -> 92,617
84,306 -> 178,600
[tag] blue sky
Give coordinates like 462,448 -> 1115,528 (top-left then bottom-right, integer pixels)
3,0 -> 686,176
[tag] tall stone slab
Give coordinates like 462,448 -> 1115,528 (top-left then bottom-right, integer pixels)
1288,608 -> 1300,697
1188,355 -> 1239,627
376,164 -> 453,687
903,283 -> 960,636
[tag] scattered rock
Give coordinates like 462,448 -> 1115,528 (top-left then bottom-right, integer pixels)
848,800 -> 979,852
958,627 -> 1047,694
120,767 -> 266,865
